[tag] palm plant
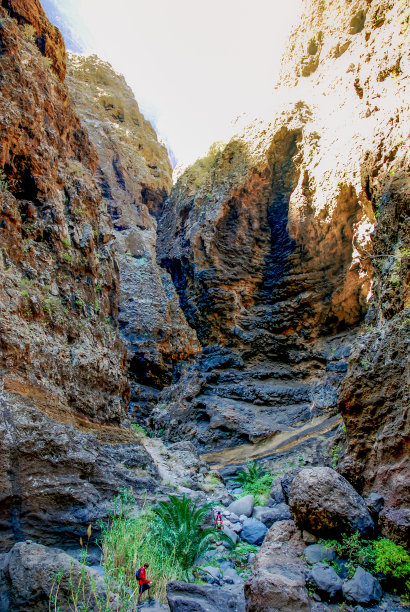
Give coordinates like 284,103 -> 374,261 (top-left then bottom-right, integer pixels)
152,494 -> 232,569
234,461 -> 265,486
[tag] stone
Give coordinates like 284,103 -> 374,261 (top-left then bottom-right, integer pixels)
308,563 -> 343,601
304,545 -> 336,565
166,580 -> 245,611
343,567 -> 382,605
245,520 -> 311,611
303,531 -> 317,545
0,541 -> 119,611
223,567 -> 244,586
268,478 -> 286,505
223,526 -> 239,545
364,493 -> 384,517
201,566 -> 222,584
228,495 -> 255,518
281,469 -> 302,504
252,504 -> 292,527
240,518 -> 268,546
289,468 -> 374,537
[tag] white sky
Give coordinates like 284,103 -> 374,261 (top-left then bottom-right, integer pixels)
45,0 -> 302,166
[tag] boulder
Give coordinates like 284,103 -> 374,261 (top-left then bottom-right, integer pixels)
253,504 -> 292,527
240,518 -> 268,545
245,520 -> 311,611
289,468 -> 374,537
281,469 -> 302,503
308,563 -> 343,601
223,526 -> 239,545
0,541 -> 119,611
304,545 -> 336,565
223,567 -> 244,586
364,493 -> 384,517
343,567 -> 382,605
302,531 -> 317,545
166,580 -> 245,611
267,477 -> 286,505
201,566 -> 222,585
228,495 -> 255,517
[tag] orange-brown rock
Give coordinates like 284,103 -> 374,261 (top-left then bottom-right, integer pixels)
2,0 -> 66,80
0,1 -> 162,552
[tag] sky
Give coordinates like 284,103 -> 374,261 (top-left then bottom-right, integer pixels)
42,0 -> 302,167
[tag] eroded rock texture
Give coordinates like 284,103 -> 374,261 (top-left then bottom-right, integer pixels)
0,1 -> 164,552
154,0 -> 409,545
66,54 -> 200,413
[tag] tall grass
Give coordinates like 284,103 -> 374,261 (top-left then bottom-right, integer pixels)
101,507 -> 183,604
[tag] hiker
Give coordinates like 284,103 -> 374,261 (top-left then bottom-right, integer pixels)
136,563 -> 152,605
215,510 -> 223,530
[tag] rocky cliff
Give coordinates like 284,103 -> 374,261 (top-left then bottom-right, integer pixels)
0,0 -> 167,553
154,0 -> 409,542
65,54 -> 200,416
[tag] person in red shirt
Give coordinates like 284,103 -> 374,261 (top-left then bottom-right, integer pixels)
137,563 -> 152,605
215,511 -> 223,530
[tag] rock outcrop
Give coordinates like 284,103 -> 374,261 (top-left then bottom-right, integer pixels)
244,520 -> 311,611
0,541 -> 118,611
66,55 -> 200,415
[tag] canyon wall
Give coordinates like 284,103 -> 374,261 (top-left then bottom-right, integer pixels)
0,0 -> 167,552
154,0 -> 409,540
65,55 -> 200,417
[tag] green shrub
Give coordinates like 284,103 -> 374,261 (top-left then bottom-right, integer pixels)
153,494 -> 232,569
230,543 -> 258,572
234,461 -> 274,505
373,539 -> 410,593
320,531 -> 374,577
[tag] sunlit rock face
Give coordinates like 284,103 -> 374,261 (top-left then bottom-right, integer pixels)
155,0 -> 409,543
66,55 -> 200,412
0,1 -> 163,552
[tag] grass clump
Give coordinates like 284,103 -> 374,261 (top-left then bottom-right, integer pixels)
234,461 -> 274,505
373,539 -> 410,594
100,494 -> 232,603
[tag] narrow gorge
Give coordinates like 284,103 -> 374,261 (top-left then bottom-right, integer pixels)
0,0 -> 408,610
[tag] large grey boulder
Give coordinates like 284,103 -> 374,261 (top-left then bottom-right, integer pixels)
343,567 -> 382,605
308,563 -> 343,601
228,495 -> 255,517
253,504 -> 292,527
244,520 -> 311,611
240,518 -> 268,545
0,541 -> 119,611
289,468 -> 374,537
166,580 -> 245,611
304,544 -> 336,565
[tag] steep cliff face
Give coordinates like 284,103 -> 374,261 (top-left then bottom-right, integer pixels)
0,2 -> 163,552
155,0 -> 409,539
66,55 -> 200,413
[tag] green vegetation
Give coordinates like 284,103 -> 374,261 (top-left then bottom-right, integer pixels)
234,461 -> 274,505
130,423 -> 148,438
100,494 -> 231,603
0,170 -> 9,192
230,543 -> 258,572
360,357 -> 371,370
330,444 -> 341,468
62,237 -> 71,249
320,532 -> 410,596
373,539 -> 410,593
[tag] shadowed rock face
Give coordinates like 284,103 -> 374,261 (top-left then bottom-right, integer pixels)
66,55 -> 200,408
